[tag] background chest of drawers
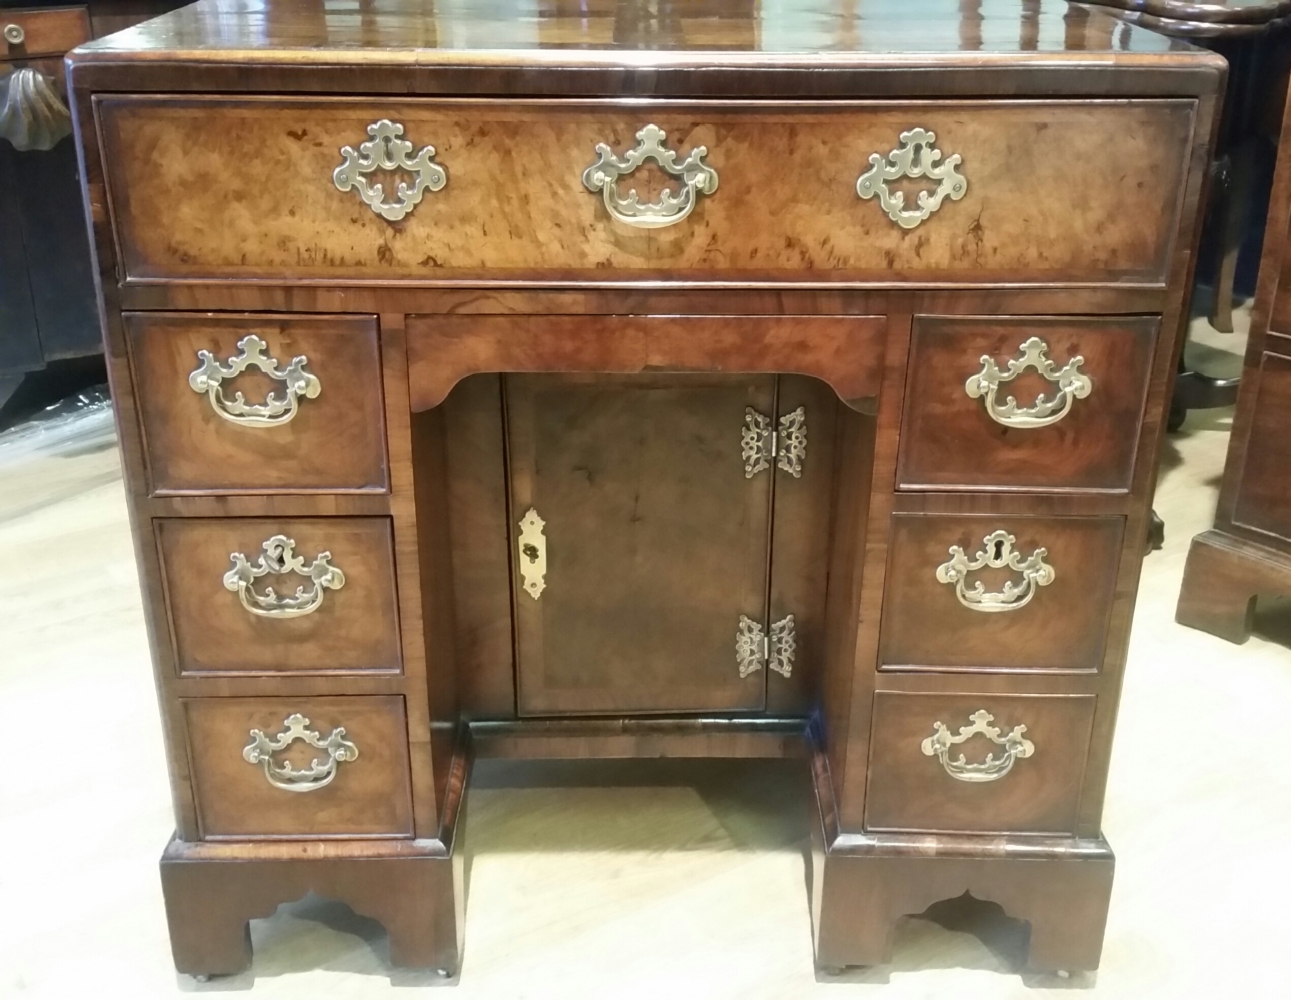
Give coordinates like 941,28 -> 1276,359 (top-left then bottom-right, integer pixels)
67,0 -> 1223,981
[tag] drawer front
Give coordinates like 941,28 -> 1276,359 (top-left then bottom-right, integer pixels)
865,691 -> 1095,834
2,7 -> 89,58
126,313 -> 388,494
897,317 -> 1158,492
98,97 -> 1193,284
156,518 -> 402,676
880,513 -> 1124,672
184,696 -> 413,838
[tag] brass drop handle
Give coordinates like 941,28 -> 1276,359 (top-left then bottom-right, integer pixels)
921,709 -> 1034,783
224,535 -> 345,619
333,118 -> 447,222
0,66 -> 72,152
935,529 -> 1055,613
243,714 -> 359,793
856,127 -> 967,229
188,334 -> 320,427
582,124 -> 719,229
966,337 -> 1092,429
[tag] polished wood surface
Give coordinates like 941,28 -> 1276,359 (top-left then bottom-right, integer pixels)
126,313 -> 389,494
70,0 -> 1197,62
182,695 -> 414,838
879,513 -> 1125,672
98,97 -> 1193,285
69,0 -> 1221,980
406,315 -> 887,411
156,517 -> 403,675
864,692 -> 1097,834
1178,72 -> 1291,642
897,317 -> 1159,492
509,373 -> 772,716
2,5 -> 90,57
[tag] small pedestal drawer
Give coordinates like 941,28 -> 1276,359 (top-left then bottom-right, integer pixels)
155,517 -> 402,676
183,696 -> 414,839
126,313 -> 388,494
865,691 -> 1097,835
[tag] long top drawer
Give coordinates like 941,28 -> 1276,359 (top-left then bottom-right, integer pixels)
96,97 -> 1195,286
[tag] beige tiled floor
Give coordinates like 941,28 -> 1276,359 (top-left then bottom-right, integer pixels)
1,317 -> 1288,998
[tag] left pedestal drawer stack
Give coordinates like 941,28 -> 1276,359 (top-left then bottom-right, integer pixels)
125,312 -> 415,842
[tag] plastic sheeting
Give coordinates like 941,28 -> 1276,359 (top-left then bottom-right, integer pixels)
0,386 -> 120,521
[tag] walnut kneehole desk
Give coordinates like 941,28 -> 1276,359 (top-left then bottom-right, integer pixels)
67,0 -> 1223,980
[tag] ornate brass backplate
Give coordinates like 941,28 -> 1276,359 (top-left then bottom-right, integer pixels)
243,713 -> 359,793
224,535 -> 345,619
966,337 -> 1093,429
188,334 -> 320,428
856,127 -> 967,229
582,123 -> 719,229
920,709 -> 1034,783
935,529 -> 1055,613
333,119 -> 447,222
517,507 -> 547,600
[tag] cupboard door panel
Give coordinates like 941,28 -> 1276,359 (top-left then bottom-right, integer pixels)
508,374 -> 773,715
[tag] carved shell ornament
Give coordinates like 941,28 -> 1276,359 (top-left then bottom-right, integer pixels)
856,128 -> 967,229
0,67 -> 72,152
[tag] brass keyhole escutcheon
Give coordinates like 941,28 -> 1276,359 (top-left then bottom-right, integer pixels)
517,508 -> 547,600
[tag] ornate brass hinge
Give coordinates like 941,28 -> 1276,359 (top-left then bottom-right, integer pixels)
736,614 -> 796,678
742,407 -> 807,479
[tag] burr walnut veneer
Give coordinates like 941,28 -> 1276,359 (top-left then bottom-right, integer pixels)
69,0 -> 1222,981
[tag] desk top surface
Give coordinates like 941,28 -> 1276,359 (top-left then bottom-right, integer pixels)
72,0 -> 1208,60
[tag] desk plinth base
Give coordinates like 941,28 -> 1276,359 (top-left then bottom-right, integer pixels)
807,750 -> 1115,975
159,837 -> 464,978
1177,528 -> 1291,643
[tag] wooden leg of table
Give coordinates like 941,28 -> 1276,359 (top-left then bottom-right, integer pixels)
808,748 -> 1114,974
1177,529 -> 1291,644
159,839 -> 465,979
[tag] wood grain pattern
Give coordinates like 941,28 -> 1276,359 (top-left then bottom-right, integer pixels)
97,98 -> 1194,285
156,517 -> 402,676
508,373 -> 772,716
126,312 -> 388,494
879,513 -> 1125,672
864,691 -> 1096,834
182,695 -> 414,838
440,374 -> 516,719
406,314 -> 887,411
2,6 -> 89,58
897,316 -> 1158,492
1230,348 -> 1291,540
767,375 -> 839,714
1178,73 -> 1291,642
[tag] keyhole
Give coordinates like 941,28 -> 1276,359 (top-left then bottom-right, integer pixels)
522,543 -> 539,563
992,539 -> 1005,560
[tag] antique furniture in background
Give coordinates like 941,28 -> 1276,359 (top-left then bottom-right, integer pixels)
1085,0 -> 1290,427
1177,71 -> 1291,644
0,1 -> 180,417
68,0 -> 1222,981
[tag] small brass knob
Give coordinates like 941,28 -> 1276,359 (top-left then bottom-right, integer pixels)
4,24 -> 25,46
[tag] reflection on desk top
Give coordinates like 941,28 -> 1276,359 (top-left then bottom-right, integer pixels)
1086,0 -> 1289,28
71,0 -> 1208,61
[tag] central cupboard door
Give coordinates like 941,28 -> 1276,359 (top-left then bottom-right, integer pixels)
507,374 -> 778,715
